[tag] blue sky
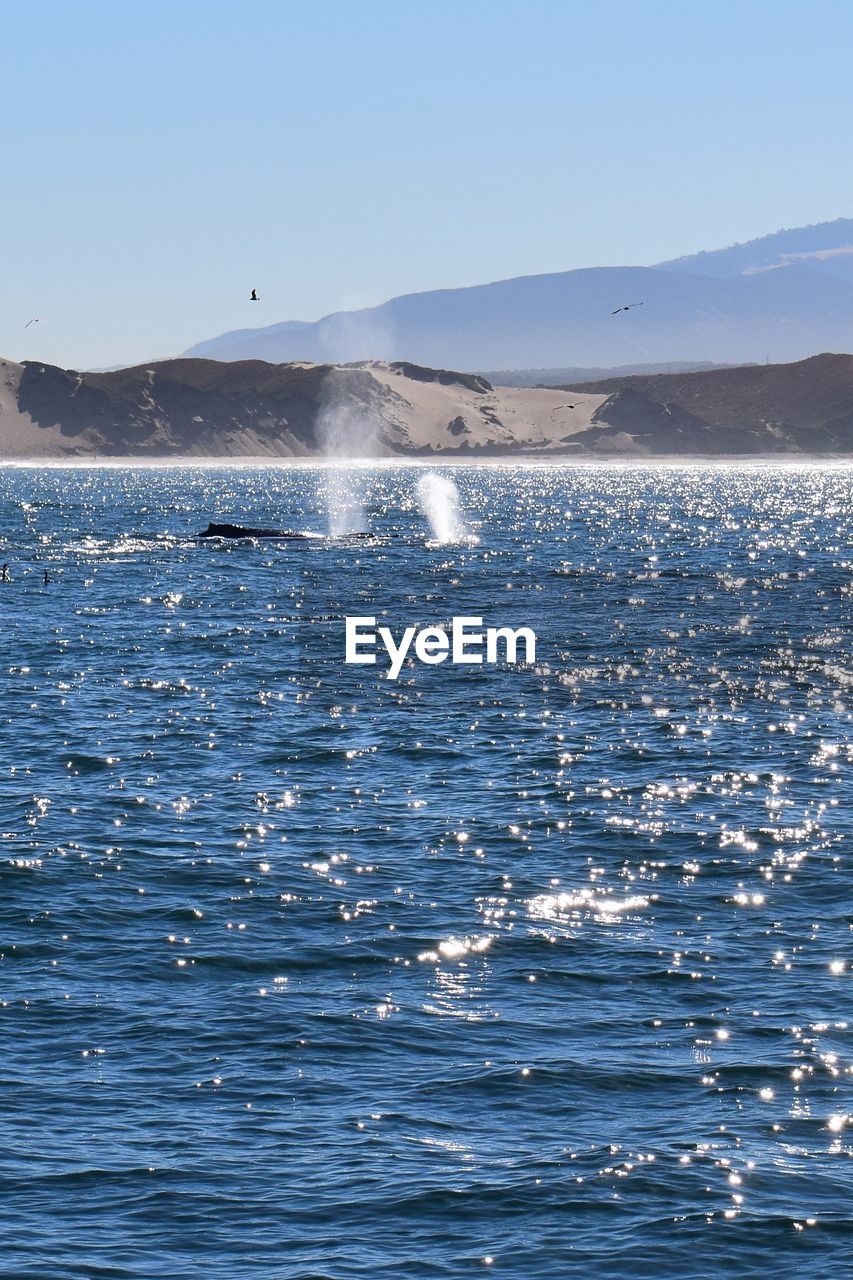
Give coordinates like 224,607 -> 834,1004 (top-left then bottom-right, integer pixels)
4,0 -> 853,368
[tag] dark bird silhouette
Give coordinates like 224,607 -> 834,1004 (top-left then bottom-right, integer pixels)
611,302 -> 644,314
24,318 -> 40,329
250,289 -> 260,302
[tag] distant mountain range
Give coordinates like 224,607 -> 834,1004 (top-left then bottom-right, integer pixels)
4,351 -> 853,459
183,218 -> 853,370
477,361 -> 742,387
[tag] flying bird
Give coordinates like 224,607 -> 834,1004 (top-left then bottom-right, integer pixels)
611,302 -> 644,314
24,318 -> 40,328
250,289 -> 260,301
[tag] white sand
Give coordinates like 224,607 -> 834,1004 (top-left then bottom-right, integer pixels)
0,356 -> 610,459
361,364 -> 609,454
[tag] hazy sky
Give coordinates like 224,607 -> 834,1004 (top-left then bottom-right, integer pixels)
4,0 -> 853,369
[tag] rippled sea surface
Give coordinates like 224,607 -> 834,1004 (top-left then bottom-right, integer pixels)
0,463 -> 851,1279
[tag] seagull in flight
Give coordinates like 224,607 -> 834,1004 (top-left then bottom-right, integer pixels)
611,302 -> 644,314
24,318 -> 40,328
250,289 -> 260,301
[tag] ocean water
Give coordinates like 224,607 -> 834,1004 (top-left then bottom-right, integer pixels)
0,463 -> 850,1279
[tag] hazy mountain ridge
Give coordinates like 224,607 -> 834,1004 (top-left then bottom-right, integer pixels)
3,352 -> 853,459
656,217 -> 853,280
182,219 -> 853,369
477,361 -> 743,387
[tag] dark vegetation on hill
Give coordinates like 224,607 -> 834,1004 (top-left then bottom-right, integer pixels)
563,353 -> 853,455
8,352 -> 853,457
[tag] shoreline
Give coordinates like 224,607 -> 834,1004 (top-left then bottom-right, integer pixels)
0,455 -> 852,469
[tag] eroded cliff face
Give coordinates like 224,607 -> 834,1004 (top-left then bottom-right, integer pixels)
1,353 -> 853,459
12,359 -> 403,456
0,357 -> 602,458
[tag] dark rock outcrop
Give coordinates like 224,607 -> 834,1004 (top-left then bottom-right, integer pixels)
386,362 -> 492,394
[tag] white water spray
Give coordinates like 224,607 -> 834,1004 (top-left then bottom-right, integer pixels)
324,464 -> 367,536
417,472 -> 472,544
317,387 -> 376,536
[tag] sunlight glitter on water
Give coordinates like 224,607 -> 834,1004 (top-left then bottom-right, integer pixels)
0,463 -> 850,1279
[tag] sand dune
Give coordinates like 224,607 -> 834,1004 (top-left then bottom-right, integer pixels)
0,356 -> 610,459
364,363 -> 606,453
1,353 -> 851,460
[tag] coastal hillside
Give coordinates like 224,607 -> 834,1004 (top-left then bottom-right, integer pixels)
2,352 -> 853,459
182,218 -> 853,370
565,352 -> 853,455
0,356 -> 607,458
